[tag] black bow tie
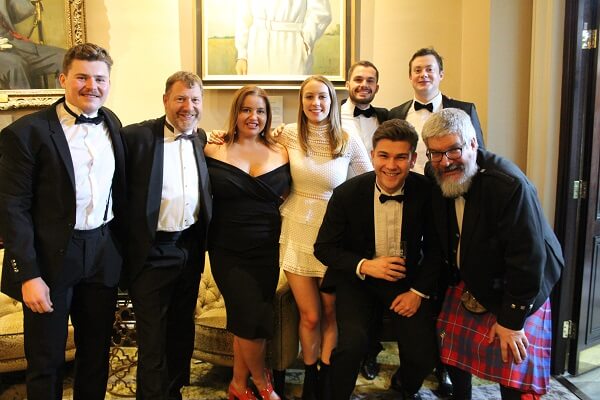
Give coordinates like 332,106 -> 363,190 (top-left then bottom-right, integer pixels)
353,106 -> 375,118
379,194 -> 405,204
165,122 -> 197,141
414,101 -> 433,112
64,103 -> 104,125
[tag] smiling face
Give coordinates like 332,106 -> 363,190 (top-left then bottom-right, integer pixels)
236,94 -> 267,138
59,59 -> 110,114
427,133 -> 478,197
346,65 -> 379,106
371,139 -> 416,194
301,79 -> 332,125
409,54 -> 444,102
163,80 -> 203,132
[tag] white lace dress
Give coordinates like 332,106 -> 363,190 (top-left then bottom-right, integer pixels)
279,122 -> 373,277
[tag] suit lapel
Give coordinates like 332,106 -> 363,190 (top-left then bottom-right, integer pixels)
191,129 -> 212,224
432,188 -> 450,257
147,118 -> 165,232
359,173 -> 376,252
47,101 -> 76,191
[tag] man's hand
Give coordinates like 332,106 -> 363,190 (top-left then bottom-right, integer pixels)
235,59 -> 248,75
22,277 -> 54,313
488,322 -> 529,363
390,291 -> 421,317
0,37 -> 13,50
360,256 -> 406,281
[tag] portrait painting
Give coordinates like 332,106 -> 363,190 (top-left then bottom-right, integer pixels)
0,0 -> 85,110
196,0 -> 353,87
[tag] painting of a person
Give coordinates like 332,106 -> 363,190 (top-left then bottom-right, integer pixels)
0,0 -> 66,89
234,0 -> 332,76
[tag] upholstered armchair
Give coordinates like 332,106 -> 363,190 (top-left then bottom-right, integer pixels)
0,249 -> 76,372
194,254 -> 299,394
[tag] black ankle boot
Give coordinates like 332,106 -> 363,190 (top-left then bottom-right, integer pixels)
318,361 -> 331,400
302,362 -> 319,400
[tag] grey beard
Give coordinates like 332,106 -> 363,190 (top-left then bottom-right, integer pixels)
435,162 -> 479,198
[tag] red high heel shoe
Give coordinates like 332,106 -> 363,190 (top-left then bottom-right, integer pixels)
257,369 -> 281,400
228,383 -> 257,400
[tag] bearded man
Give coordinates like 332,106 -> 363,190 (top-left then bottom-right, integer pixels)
421,108 -> 563,400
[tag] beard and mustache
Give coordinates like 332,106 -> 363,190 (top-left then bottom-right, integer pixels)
433,160 -> 479,198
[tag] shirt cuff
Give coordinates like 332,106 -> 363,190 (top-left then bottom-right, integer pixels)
410,288 -> 430,299
356,259 -> 367,280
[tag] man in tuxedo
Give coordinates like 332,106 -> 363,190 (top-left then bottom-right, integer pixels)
389,47 -> 485,173
315,119 -> 438,400
121,71 -> 212,400
340,60 -> 389,380
0,43 -> 126,400
341,60 -> 388,153
422,108 -> 563,399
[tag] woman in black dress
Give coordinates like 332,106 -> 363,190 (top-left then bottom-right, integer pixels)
204,86 -> 290,400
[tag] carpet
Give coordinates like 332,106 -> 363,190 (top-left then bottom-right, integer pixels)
0,343 -> 579,399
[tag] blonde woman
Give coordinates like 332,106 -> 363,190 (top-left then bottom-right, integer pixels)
278,75 -> 372,399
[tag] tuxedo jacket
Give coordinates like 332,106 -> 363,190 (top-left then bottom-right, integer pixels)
314,171 -> 439,301
0,98 -> 126,301
430,149 -> 563,330
389,94 -> 486,148
121,116 -> 212,283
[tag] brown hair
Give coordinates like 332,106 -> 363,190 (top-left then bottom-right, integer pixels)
62,43 -> 113,74
347,60 -> 379,82
164,71 -> 203,95
297,75 -> 346,157
223,85 -> 277,148
408,47 -> 444,76
372,119 -> 419,152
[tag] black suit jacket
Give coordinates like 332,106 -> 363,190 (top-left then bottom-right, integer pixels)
389,94 -> 486,148
121,116 -> 212,283
0,98 -> 126,301
430,149 -> 563,330
314,171 -> 439,301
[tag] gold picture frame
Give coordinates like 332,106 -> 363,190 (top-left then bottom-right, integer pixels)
195,0 -> 356,88
0,0 -> 86,110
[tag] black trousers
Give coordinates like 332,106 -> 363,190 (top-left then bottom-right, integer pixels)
330,278 -> 437,400
129,229 -> 204,400
23,226 -> 120,400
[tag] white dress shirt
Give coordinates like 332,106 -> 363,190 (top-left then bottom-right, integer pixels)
405,92 -> 443,174
58,101 -> 115,230
157,119 -> 200,232
340,99 -> 379,153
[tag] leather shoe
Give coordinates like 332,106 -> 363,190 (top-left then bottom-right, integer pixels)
360,354 -> 380,380
433,366 -> 454,398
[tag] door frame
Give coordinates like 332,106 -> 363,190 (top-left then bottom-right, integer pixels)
553,0 -> 598,375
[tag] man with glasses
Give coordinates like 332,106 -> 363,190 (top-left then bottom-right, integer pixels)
421,108 -> 563,400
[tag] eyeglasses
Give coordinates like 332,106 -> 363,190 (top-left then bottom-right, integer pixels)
426,145 -> 465,162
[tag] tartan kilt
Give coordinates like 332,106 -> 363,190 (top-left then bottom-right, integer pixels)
436,282 -> 552,394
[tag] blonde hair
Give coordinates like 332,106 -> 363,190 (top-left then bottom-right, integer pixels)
297,75 -> 347,157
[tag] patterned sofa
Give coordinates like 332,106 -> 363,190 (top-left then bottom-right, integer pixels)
0,249 -> 76,372
194,254 -> 299,394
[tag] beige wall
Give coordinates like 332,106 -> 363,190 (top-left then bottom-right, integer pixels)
1,0 -> 557,215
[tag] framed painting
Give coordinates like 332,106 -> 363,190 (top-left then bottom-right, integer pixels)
0,0 -> 86,110
196,0 -> 356,88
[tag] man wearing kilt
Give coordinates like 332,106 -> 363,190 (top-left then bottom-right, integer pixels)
421,108 -> 563,400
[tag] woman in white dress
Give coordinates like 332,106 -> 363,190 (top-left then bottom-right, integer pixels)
278,75 -> 372,399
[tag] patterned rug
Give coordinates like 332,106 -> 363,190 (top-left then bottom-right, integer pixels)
0,343 -> 579,399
